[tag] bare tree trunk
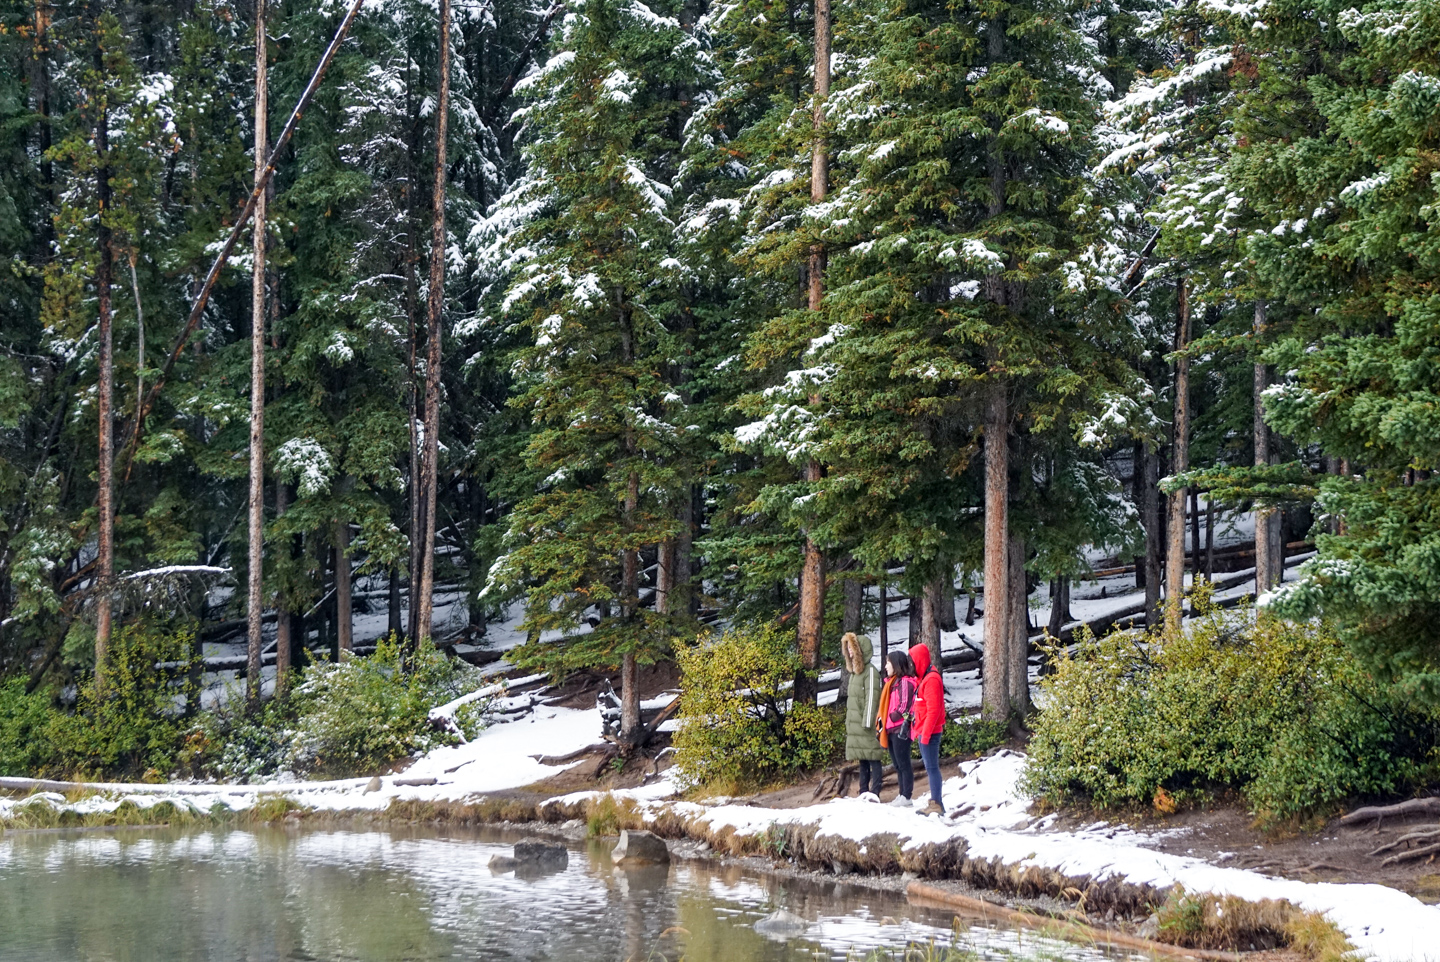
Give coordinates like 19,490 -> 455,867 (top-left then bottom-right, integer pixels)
1143,446 -> 1162,626
274,481 -> 291,699
1205,499 -> 1214,581
1190,487 -> 1202,588
94,48 -> 115,690
920,578 -> 941,668
1007,532 -> 1030,718
1132,442 -> 1146,589
1165,277 -> 1191,634
388,566 -> 402,638
937,569 -> 957,631
1253,299 -> 1277,594
415,0 -> 451,644
878,579 -> 889,663
907,593 -> 922,646
982,380 -> 1010,721
335,521 -> 352,656
842,573 -> 862,634
1047,577 -> 1063,638
620,471 -> 641,744
795,0 -> 831,705
655,539 -> 674,615
246,0 -> 268,705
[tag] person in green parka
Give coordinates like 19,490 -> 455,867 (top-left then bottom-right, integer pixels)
841,632 -> 887,799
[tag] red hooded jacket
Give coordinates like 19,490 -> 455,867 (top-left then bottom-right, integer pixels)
908,643 -> 946,741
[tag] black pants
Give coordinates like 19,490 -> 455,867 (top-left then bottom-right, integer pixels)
857,759 -> 883,796
888,735 -> 914,799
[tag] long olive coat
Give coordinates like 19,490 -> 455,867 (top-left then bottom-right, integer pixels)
842,633 -> 887,762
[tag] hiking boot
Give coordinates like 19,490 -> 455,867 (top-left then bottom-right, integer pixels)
922,800 -> 944,816
888,795 -> 912,808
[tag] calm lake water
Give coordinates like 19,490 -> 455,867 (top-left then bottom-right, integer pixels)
0,824 -> 1133,962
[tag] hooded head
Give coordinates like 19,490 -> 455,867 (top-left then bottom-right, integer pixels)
909,642 -> 933,676
841,632 -> 874,674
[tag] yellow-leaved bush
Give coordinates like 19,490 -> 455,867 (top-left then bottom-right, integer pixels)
672,622 -> 840,792
1023,598 -> 1440,823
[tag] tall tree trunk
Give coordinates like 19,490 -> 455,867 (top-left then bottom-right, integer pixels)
1007,532 -> 1030,718
246,0 -> 268,705
842,572 -> 862,634
388,566 -> 402,638
1047,577 -> 1063,638
274,482 -> 291,699
1253,299 -> 1277,594
655,539 -> 674,615
93,46 -> 115,690
920,578 -> 941,668
335,520 -> 352,655
878,579 -> 891,663
907,593 -> 923,647
937,570 -> 958,631
1132,442 -> 1146,589
414,0 -> 451,643
981,380 -> 1010,721
1165,277 -> 1191,634
1190,487 -> 1202,589
620,470 -> 641,745
1205,499 -> 1215,581
795,0 -> 831,705
1143,446 -> 1162,626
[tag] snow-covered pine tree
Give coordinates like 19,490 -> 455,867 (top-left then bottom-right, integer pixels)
1234,0 -> 1440,701
478,0 -> 709,745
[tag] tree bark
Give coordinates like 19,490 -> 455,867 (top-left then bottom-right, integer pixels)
981,380 -> 1010,721
1047,577 -> 1063,638
1253,299 -> 1277,594
796,0 -> 831,705
620,471 -> 641,744
274,481 -> 291,699
246,0 -> 268,705
878,580 -> 889,664
1007,532 -> 1030,718
1190,487 -> 1202,587
920,578 -> 941,668
655,539 -> 674,615
415,0 -> 451,643
1132,442 -> 1146,589
388,566 -> 402,638
937,570 -> 958,631
335,520 -> 352,656
1143,445 -> 1162,626
1165,276 -> 1191,634
842,573 -> 862,634
94,43 -> 115,690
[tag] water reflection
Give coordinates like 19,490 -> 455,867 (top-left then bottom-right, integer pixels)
0,825 -> 1132,962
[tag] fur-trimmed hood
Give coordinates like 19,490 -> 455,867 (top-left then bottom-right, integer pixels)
841,632 -> 873,675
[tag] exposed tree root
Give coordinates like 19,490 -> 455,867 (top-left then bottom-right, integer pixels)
1338,796 -> 1440,826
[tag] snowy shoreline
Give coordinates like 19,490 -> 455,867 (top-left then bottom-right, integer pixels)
4,702 -> 1439,962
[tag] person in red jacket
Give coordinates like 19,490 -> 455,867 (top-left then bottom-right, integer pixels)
908,642 -> 947,814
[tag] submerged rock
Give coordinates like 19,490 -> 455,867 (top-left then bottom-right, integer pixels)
488,855 -> 518,873
612,830 -> 670,866
752,909 -> 809,940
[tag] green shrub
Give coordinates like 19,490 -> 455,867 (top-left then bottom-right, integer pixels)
0,677 -> 63,775
1023,602 -> 1440,822
287,634 -> 487,777
50,619 -> 199,780
672,622 -> 841,792
939,716 -> 1008,759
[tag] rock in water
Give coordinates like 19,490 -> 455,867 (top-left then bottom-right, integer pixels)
512,837 -> 569,871
612,830 -> 670,866
752,909 -> 809,940
488,855 -> 518,873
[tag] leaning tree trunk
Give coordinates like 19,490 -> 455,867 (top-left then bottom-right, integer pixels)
94,53 -> 115,691
981,379 -> 1011,722
246,0 -> 268,705
415,0 -> 451,644
1253,299 -> 1278,595
795,0 -> 831,707
1165,276 -> 1191,634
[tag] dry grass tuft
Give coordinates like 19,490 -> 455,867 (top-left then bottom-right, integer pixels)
1154,887 -> 1359,959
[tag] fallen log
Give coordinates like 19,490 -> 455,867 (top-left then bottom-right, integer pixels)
1340,797 -> 1440,826
532,744 -> 612,766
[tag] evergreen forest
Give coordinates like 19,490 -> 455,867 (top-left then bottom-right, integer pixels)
3,0 -> 1440,778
